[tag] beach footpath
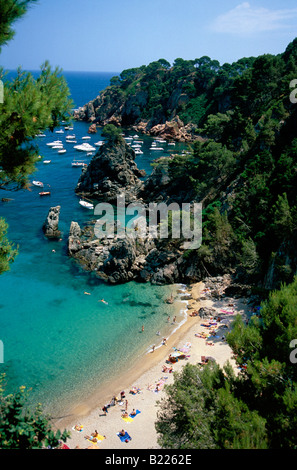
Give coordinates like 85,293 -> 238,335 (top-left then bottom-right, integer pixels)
57,278 -> 251,450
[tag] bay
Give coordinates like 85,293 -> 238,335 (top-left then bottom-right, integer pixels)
0,71 -> 187,415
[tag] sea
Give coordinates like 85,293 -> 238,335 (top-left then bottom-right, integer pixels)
0,71 -> 189,416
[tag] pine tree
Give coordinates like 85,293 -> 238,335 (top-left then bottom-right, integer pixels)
0,1 -> 73,274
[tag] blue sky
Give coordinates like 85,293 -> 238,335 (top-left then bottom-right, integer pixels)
1,0 -> 297,72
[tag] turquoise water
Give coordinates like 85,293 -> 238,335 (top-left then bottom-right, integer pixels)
0,72 -> 188,415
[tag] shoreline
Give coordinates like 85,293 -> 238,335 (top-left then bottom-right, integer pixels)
55,279 -> 251,449
52,284 -> 197,428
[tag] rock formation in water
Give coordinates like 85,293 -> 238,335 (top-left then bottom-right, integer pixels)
42,206 -> 61,238
75,139 -> 146,204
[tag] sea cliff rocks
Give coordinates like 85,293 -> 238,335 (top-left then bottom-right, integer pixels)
42,206 -> 61,238
68,137 -> 205,285
75,139 -> 146,204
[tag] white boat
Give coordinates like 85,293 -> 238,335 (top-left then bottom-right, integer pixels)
74,143 -> 96,152
150,147 -> 163,150
79,200 -> 94,209
36,133 -> 46,137
82,136 -> 91,140
95,141 -> 104,146
55,129 -> 64,134
58,149 -> 66,154
72,160 -> 87,167
46,140 -> 62,146
134,149 -> 143,154
32,180 -> 44,187
43,160 -> 51,164
66,135 -> 76,139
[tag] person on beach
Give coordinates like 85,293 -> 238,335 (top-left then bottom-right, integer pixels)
102,405 -> 108,415
167,316 -> 170,323
162,338 -> 167,346
152,344 -> 155,352
130,409 -> 136,416
173,316 -> 176,324
119,429 -> 126,436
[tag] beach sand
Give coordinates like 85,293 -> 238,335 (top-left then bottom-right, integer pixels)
54,281 -> 250,450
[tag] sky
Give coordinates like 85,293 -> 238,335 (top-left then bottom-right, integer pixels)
1,0 -> 297,72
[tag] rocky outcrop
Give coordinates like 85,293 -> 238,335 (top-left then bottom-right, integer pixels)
73,86 -> 198,142
75,139 -> 146,204
146,117 -> 195,142
42,206 -> 61,238
88,123 -> 97,134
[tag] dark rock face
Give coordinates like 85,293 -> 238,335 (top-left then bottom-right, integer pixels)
42,206 -> 61,238
68,139 -> 202,285
75,140 -> 146,204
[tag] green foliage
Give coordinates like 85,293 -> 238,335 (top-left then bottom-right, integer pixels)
156,362 -> 267,449
0,0 -> 37,51
0,63 -> 73,190
0,374 -> 70,449
101,124 -> 124,144
0,218 -> 18,274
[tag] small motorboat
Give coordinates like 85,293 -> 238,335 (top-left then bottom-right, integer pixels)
72,160 -> 87,167
32,180 -> 44,187
39,191 -> 51,196
58,149 -> 66,154
43,160 -> 51,164
79,199 -> 94,210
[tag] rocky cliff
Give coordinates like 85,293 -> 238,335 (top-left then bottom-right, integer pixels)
69,139 -> 204,284
75,139 -> 146,204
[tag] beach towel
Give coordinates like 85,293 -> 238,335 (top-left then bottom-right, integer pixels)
117,431 -> 132,442
85,434 -> 106,444
122,415 -> 134,423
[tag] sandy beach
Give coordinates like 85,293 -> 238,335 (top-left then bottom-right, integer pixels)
55,279 -> 251,450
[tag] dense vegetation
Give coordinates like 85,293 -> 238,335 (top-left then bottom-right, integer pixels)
107,56 -> 256,128
165,39 -> 297,291
156,277 -> 297,448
